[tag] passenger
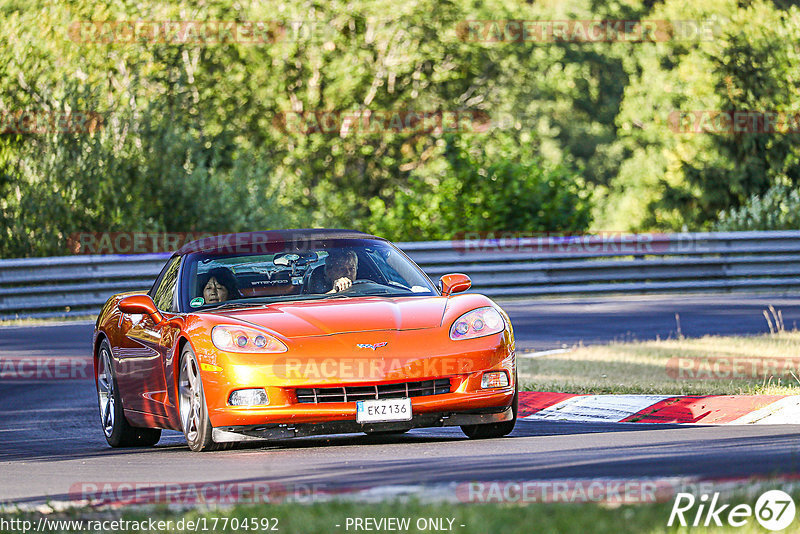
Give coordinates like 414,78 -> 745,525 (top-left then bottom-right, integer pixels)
197,267 -> 240,304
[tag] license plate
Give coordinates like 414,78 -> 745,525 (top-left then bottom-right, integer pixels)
356,398 -> 412,423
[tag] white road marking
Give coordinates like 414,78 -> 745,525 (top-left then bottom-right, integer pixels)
729,395 -> 800,425
518,348 -> 573,358
524,395 -> 672,422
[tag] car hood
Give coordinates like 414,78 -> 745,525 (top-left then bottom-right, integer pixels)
204,296 -> 447,338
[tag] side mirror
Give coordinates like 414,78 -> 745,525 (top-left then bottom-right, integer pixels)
439,273 -> 471,297
119,294 -> 163,324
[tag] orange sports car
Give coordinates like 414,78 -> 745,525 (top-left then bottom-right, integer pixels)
93,230 -> 517,451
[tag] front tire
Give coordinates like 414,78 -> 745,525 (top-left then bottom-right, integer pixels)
96,339 -> 161,447
460,379 -> 518,440
179,345 -> 231,452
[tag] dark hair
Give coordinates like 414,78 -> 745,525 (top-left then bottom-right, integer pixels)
197,267 -> 241,299
325,249 -> 358,267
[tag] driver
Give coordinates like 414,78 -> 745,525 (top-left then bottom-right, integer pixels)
322,249 -> 358,293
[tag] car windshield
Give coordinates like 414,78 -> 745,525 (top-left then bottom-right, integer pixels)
181,238 -> 437,310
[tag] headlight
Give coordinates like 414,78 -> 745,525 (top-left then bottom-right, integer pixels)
211,325 -> 287,353
450,307 -> 505,340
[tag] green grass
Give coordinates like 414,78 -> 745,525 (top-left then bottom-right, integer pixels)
519,331 -> 800,395
3,493 -> 798,534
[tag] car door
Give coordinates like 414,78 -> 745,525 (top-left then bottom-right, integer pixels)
117,256 -> 181,420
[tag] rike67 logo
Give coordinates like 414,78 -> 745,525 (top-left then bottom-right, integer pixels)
668,490 -> 796,531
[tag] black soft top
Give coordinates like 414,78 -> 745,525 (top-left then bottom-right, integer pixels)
175,229 -> 379,256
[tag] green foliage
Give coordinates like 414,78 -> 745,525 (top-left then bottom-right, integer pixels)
715,179 -> 800,231
368,136 -> 592,240
1,0 -> 799,257
0,68 -> 290,256
602,0 -> 800,231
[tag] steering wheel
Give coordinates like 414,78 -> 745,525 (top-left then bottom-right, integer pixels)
336,279 -> 373,293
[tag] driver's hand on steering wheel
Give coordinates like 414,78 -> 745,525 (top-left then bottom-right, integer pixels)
327,277 -> 353,293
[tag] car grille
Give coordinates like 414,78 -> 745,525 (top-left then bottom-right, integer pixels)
295,379 -> 451,404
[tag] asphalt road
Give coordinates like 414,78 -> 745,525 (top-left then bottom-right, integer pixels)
2,293 -> 800,505
3,293 -> 800,356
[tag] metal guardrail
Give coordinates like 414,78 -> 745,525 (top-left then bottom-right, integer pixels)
1,231 -> 799,319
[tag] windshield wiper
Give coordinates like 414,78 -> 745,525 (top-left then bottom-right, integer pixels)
320,288 -> 399,300
385,280 -> 412,291
202,301 -> 271,311
320,293 -> 354,300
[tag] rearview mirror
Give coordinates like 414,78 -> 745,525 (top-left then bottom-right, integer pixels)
273,253 -> 300,267
439,273 -> 471,297
119,294 -> 163,324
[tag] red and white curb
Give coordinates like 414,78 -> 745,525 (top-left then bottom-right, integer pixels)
518,392 -> 800,424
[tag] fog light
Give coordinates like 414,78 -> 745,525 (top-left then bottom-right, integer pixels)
481,371 -> 509,389
228,388 -> 269,406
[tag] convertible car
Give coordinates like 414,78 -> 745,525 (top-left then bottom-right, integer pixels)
93,230 -> 517,451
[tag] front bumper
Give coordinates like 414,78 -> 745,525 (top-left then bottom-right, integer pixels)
198,328 -> 516,429
212,405 -> 514,443
208,376 -> 515,428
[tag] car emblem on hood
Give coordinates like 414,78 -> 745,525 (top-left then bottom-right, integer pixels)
357,342 -> 388,350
